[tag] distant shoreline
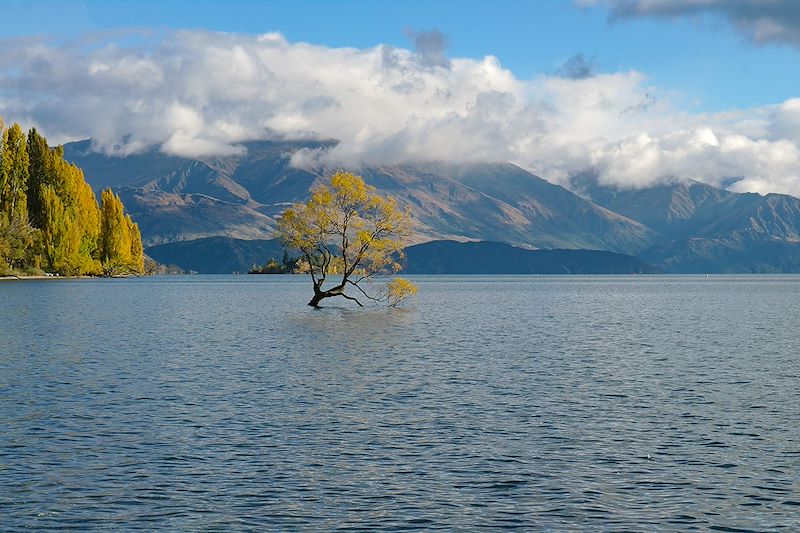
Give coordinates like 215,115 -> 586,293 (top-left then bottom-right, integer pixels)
0,275 -> 92,281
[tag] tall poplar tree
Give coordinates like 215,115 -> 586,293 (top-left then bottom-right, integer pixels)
0,123 -> 31,222
100,188 -> 141,275
0,116 -> 4,207
128,218 -> 145,273
40,184 -> 80,274
26,128 -> 52,226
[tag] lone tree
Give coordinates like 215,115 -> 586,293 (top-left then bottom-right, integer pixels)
276,171 -> 417,307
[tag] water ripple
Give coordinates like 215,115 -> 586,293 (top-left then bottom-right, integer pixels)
1,275 -> 799,531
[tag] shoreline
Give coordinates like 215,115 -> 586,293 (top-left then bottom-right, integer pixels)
0,275 -> 94,281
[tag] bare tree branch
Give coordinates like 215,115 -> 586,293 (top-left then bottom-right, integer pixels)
339,292 -> 364,306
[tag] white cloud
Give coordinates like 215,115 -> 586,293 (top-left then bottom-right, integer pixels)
2,30 -> 800,195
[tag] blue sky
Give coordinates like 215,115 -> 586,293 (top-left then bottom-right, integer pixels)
4,0 -> 800,112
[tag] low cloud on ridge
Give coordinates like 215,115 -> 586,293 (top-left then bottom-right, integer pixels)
2,29 -> 800,196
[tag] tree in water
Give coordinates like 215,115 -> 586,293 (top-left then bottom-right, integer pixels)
276,171 -> 417,307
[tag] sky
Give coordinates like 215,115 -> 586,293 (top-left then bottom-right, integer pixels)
4,0 -> 800,195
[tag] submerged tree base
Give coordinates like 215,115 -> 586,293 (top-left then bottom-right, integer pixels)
308,283 -> 365,307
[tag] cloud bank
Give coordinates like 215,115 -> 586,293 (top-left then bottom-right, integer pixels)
2,29 -> 800,195
586,0 -> 800,46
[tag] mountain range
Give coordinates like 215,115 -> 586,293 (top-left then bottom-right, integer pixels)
63,139 -> 800,273
576,177 -> 800,272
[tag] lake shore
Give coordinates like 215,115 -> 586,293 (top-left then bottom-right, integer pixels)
0,274 -> 91,281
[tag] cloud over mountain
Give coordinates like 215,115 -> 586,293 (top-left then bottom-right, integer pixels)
3,29 -> 800,195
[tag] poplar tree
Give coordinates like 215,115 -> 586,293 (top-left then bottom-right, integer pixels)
128,218 -> 145,273
0,123 -> 30,222
40,184 -> 73,272
100,188 -> 135,275
26,128 -> 52,226
0,116 -> 4,211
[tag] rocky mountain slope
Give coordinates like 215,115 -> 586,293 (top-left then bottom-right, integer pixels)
64,139 -> 653,253
579,178 -> 800,272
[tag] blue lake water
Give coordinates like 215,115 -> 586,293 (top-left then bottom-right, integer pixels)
1,275 -> 799,531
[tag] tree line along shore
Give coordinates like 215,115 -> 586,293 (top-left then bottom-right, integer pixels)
0,117 -> 143,277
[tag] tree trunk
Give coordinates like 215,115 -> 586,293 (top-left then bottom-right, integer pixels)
308,292 -> 325,307
307,283 -> 346,307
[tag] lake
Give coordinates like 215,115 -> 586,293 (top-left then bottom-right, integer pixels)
1,275 -> 799,531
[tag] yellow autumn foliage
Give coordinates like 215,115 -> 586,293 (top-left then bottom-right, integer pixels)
386,277 -> 418,307
0,117 -> 143,276
276,171 -> 417,307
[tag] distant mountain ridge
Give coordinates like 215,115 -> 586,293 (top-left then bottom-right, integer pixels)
64,139 -> 800,272
64,139 -> 653,253
578,177 -> 800,272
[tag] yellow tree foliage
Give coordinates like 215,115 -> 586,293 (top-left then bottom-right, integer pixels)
276,171 -> 417,307
44,154 -> 104,273
26,128 -> 51,225
0,118 -> 142,276
0,211 -> 38,272
0,119 -> 41,271
0,123 -> 30,223
127,216 -> 145,273
386,277 -> 419,307
100,188 -> 135,275
40,184 -> 79,274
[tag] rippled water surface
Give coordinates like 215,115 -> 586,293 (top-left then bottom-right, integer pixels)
1,275 -> 799,531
